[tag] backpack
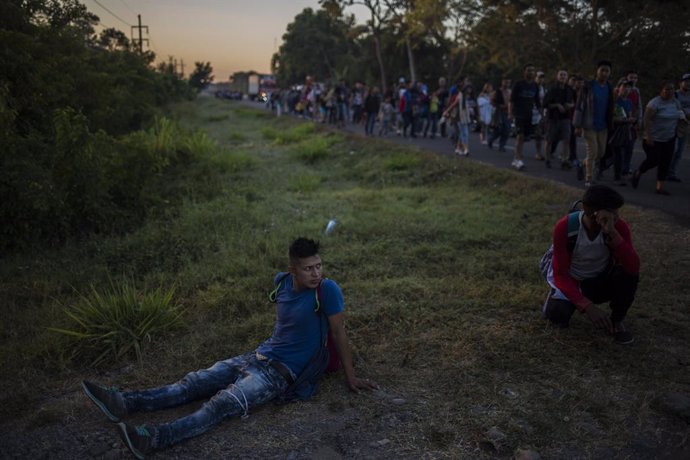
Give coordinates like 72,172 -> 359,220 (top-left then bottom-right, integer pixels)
268,274 -> 341,402
539,200 -> 583,279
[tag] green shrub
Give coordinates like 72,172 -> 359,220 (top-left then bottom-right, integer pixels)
289,135 -> 333,163
261,126 -> 280,141
227,131 -> 248,143
151,116 -> 178,160
206,114 -> 229,122
289,173 -> 322,193
182,130 -> 218,158
262,123 -> 316,145
385,152 -> 423,171
49,281 -> 183,366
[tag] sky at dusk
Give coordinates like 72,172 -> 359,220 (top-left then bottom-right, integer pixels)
82,0 -> 368,82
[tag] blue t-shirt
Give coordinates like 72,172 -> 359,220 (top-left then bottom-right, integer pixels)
256,273 -> 344,375
591,81 -> 610,131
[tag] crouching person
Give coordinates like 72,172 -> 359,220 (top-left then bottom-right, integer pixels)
542,185 -> 640,343
82,237 -> 378,459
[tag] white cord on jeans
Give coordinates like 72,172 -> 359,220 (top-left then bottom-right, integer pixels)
227,384 -> 249,420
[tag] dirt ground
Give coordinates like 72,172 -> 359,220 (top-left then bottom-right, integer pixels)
1,358 -> 688,460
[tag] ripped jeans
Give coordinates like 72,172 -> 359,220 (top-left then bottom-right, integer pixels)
122,352 -> 289,449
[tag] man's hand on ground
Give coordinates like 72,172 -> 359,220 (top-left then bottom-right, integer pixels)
346,376 -> 379,393
585,305 -> 613,332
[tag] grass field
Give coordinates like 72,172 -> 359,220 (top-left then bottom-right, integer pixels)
1,96 -> 688,459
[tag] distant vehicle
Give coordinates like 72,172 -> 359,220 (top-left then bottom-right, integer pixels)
214,90 -> 242,100
228,72 -> 275,101
248,74 -> 260,100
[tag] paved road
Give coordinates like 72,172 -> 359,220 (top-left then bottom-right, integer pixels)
244,101 -> 690,227
346,123 -> 690,228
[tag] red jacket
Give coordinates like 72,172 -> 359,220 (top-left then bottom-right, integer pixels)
551,215 -> 639,311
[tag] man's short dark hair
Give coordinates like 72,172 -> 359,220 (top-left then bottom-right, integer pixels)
289,237 -> 320,261
582,185 -> 624,211
597,60 -> 612,69
524,63 -> 535,71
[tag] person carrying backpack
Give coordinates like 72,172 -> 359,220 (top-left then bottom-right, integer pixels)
81,238 -> 378,459
541,185 -> 640,344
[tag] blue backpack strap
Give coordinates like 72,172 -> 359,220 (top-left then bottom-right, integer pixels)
566,211 -> 582,252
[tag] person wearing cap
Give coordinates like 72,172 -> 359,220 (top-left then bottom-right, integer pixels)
667,73 -> 690,182
631,80 -> 685,195
574,60 -> 615,187
542,185 -> 639,344
81,238 -> 378,459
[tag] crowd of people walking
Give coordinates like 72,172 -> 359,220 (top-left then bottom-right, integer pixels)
267,67 -> 690,195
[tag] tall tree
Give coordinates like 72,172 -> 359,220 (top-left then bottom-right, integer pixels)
189,61 -> 214,90
272,7 -> 355,85
325,0 -> 393,91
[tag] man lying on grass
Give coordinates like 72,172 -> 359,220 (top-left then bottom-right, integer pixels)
82,237 -> 378,459
542,185 -> 640,343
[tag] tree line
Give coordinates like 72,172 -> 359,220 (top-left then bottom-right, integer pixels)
1,0 -> 214,252
272,0 -> 689,96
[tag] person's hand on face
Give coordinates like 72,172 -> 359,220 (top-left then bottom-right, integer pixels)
595,210 -> 616,234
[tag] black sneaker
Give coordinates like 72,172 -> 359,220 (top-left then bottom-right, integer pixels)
118,422 -> 155,460
82,380 -> 128,422
613,323 -> 634,344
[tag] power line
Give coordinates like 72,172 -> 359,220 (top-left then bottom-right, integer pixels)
118,0 -> 137,16
92,0 -> 132,27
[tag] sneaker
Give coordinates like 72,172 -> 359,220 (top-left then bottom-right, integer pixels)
82,380 -> 128,422
463,148 -> 470,156
545,159 -> 552,168
655,188 -> 671,196
117,422 -> 155,460
511,158 -> 518,168
561,161 -> 572,170
517,159 -> 525,170
613,323 -> 634,344
584,181 -> 592,188
454,147 -> 462,155
535,154 -> 545,161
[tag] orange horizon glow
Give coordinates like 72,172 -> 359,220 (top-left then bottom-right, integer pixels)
81,0 -> 368,82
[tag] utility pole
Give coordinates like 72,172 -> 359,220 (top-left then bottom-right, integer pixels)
180,60 -> 185,78
131,14 -> 149,53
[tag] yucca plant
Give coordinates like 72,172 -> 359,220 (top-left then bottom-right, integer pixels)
182,130 -> 218,157
151,116 -> 178,157
49,280 -> 183,366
